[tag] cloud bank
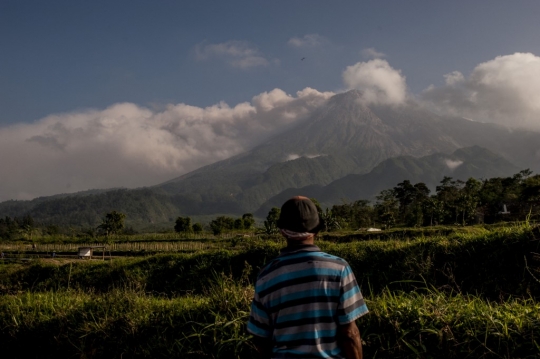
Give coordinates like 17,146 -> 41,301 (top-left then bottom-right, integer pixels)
422,52 -> 540,129
288,34 -> 326,48
4,52 -> 539,202
361,47 -> 386,59
0,88 -> 333,201
195,40 -> 270,69
342,59 -> 407,105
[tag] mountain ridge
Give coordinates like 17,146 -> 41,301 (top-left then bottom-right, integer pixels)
255,145 -> 520,216
155,90 -> 540,214
1,90 -> 539,225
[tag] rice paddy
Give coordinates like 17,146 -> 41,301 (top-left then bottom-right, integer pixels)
1,224 -> 539,358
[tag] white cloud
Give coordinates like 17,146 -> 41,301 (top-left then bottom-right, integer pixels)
288,34 -> 326,48
285,153 -> 322,162
195,40 -> 270,69
0,88 -> 334,201
342,59 -> 407,105
422,52 -> 540,129
444,159 -> 463,170
361,47 -> 386,59
286,154 -> 300,161
443,71 -> 465,86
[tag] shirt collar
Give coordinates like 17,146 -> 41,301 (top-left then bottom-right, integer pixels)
279,244 -> 320,257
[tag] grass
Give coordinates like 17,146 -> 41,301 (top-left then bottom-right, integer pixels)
0,273 -> 256,359
1,283 -> 539,358
1,223 -> 539,357
4,230 -> 258,244
1,224 -> 539,300
0,240 -> 218,254
361,289 -> 540,358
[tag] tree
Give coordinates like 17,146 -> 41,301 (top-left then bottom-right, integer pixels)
320,208 -> 341,232
192,223 -> 203,233
242,213 -> 255,229
394,180 -> 416,218
411,183 -> 430,226
97,211 -> 126,237
20,224 -> 36,241
331,200 -> 373,230
522,175 -> 540,202
0,216 -> 19,241
393,181 -> 430,226
19,214 -> 36,240
234,218 -> 244,230
44,224 -> 60,236
174,216 -> 192,233
436,177 -> 464,224
263,207 -> 281,235
423,197 -> 444,227
459,178 -> 482,225
375,189 -> 399,229
209,216 -> 235,235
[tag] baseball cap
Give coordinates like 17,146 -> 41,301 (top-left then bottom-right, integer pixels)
277,196 -> 321,233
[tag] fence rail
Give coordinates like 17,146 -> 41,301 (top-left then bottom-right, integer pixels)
0,241 -> 217,253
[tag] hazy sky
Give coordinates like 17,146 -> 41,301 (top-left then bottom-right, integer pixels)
1,0 -> 540,201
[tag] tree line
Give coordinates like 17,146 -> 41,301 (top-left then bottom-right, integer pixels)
304,169 -> 540,231
174,213 -> 255,235
1,170 -> 539,240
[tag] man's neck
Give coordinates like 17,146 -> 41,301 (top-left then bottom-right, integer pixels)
286,235 -> 315,247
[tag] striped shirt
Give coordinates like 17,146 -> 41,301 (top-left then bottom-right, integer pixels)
248,244 -> 368,359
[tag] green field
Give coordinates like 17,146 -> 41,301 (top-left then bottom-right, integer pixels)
1,224 -> 539,358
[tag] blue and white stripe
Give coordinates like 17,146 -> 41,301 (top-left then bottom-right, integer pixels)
247,245 -> 368,358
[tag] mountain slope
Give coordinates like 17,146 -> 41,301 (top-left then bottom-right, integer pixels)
255,146 -> 521,215
157,90 -> 540,214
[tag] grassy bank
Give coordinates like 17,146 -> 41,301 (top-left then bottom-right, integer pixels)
1,284 -> 539,358
3,223 -> 509,245
2,225 -> 539,299
1,224 -> 539,358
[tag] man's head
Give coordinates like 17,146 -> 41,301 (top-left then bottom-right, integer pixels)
277,196 -> 321,241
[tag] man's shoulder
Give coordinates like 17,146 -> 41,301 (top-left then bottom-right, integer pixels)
257,250 -> 348,279
278,249 -> 348,267
316,251 -> 347,262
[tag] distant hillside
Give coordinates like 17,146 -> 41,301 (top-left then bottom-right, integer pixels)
0,188 -> 179,228
0,146 -> 522,227
255,146 -> 520,216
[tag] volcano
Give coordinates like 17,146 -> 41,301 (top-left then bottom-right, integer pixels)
2,90 -> 539,225
156,90 -> 540,214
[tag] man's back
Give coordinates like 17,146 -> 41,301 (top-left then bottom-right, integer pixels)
248,244 -> 368,358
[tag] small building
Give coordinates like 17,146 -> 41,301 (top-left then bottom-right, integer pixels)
78,246 -> 106,260
357,227 -> 382,232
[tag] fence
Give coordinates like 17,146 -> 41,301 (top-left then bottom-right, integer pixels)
0,241 -> 217,253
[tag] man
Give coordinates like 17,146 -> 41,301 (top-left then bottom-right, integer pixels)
248,196 -> 368,359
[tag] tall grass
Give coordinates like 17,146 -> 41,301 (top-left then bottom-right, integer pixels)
1,224 -> 540,357
363,288 -> 540,358
1,225 -> 539,300
1,283 -> 539,358
0,272 -> 257,359
5,231 -> 258,244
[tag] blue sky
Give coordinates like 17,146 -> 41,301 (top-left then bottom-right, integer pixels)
2,0 -> 539,124
1,0 -> 540,201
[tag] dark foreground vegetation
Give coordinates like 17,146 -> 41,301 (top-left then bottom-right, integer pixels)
1,224 -> 540,358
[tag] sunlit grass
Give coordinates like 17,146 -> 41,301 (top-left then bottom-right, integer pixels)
1,284 -> 539,358
1,224 -> 539,357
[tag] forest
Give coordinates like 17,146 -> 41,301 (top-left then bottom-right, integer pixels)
1,170 -> 539,241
